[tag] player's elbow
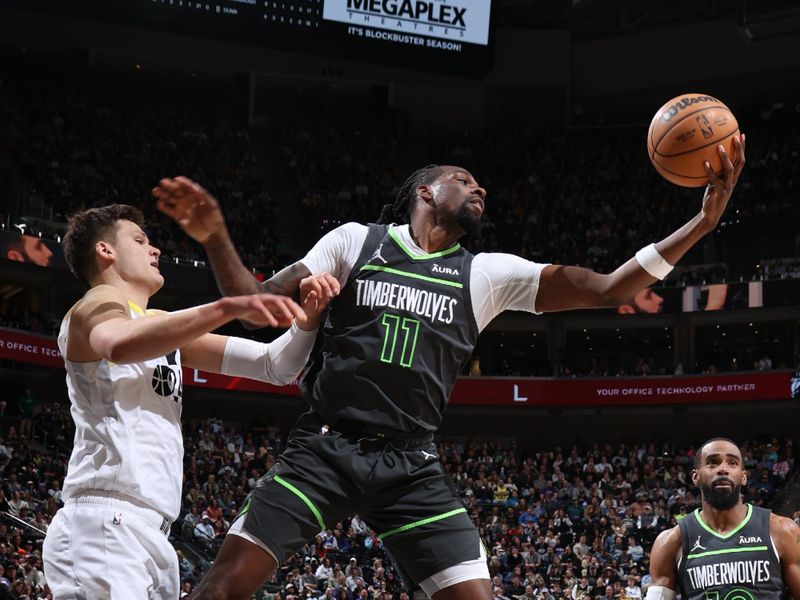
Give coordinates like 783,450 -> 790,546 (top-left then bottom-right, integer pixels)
91,332 -> 128,364
599,290 -> 631,309
268,369 -> 300,386
573,269 -> 619,309
598,278 -> 635,308
102,332 -> 148,364
104,339 -> 138,364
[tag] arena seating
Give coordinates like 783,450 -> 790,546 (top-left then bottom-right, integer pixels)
0,401 -> 795,599
2,77 -> 798,284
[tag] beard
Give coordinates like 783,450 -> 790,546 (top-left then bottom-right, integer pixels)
455,201 -> 483,239
701,477 -> 741,510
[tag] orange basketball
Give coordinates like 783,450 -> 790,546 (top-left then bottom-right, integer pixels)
647,93 -> 739,187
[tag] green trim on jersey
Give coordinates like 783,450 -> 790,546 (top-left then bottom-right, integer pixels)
388,226 -> 461,261
360,264 -> 464,288
687,545 -> 769,560
694,504 -> 752,540
274,475 -> 325,531
378,507 -> 467,540
238,497 -> 252,517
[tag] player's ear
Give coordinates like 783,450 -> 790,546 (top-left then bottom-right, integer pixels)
741,470 -> 747,486
691,469 -> 700,486
96,241 -> 115,261
417,184 -> 434,204
617,305 -> 635,315
7,250 -> 24,262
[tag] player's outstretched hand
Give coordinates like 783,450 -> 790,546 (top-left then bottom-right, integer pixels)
153,176 -> 227,243
297,273 -> 341,331
222,294 -> 306,328
701,133 -> 746,231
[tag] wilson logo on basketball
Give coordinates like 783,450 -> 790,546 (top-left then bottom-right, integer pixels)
659,95 -> 720,122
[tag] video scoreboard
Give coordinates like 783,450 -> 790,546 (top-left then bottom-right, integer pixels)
9,0 -> 494,76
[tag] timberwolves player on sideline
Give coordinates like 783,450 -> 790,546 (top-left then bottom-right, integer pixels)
153,140 -> 744,600
647,438 -> 800,600
42,205 -> 339,599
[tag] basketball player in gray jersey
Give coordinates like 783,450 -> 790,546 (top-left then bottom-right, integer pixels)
154,137 -> 745,600
647,438 -> 800,600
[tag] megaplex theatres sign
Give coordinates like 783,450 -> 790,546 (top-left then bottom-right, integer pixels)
324,0 -> 491,46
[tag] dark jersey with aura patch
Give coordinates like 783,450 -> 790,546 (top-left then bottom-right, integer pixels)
301,224 -> 479,433
678,505 -> 784,600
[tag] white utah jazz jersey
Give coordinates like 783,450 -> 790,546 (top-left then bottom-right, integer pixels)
58,301 -> 184,521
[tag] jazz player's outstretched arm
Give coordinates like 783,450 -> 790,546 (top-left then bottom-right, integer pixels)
68,284 -> 305,364
647,526 -> 682,599
535,135 -> 745,312
180,273 -> 340,384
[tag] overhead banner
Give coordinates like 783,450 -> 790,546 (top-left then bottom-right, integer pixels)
450,372 -> 793,407
0,328 -> 299,397
3,328 -> 794,405
6,0 -> 494,76
0,329 -> 65,368
323,0 -> 492,46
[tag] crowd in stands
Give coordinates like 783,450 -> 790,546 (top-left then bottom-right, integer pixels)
0,309 -> 58,338
0,394 -> 796,599
2,70 -> 799,283
757,257 -> 800,280
0,75 -> 286,273
277,118 -> 800,282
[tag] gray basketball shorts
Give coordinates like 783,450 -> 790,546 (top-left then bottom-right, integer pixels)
231,413 -> 482,588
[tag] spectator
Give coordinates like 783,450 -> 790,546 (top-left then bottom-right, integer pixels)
626,536 -> 644,563
623,577 -> 641,600
316,557 -> 333,588
194,513 -> 215,548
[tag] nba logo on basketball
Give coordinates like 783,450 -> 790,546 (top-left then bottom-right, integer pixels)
696,114 -> 714,139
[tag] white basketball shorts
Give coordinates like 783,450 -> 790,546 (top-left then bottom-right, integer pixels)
43,493 -> 179,599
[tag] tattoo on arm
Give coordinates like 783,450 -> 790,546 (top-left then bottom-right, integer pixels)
260,263 -> 312,300
204,233 -> 261,296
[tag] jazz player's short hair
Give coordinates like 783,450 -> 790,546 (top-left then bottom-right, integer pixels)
693,437 -> 739,469
63,204 -> 144,284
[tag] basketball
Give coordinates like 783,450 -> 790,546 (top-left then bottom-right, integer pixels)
647,93 -> 739,187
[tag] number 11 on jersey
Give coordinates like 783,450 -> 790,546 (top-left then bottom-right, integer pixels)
380,313 -> 420,368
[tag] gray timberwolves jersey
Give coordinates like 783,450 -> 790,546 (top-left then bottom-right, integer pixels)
301,224 -> 479,433
678,505 -> 784,600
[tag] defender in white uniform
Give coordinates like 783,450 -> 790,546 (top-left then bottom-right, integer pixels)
43,204 -> 339,599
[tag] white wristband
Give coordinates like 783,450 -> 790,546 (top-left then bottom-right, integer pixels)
644,586 -> 675,600
635,243 -> 673,280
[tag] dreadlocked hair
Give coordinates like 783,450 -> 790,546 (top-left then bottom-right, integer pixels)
377,164 -> 444,224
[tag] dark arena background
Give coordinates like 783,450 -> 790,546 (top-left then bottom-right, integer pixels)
1,0 -> 800,598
